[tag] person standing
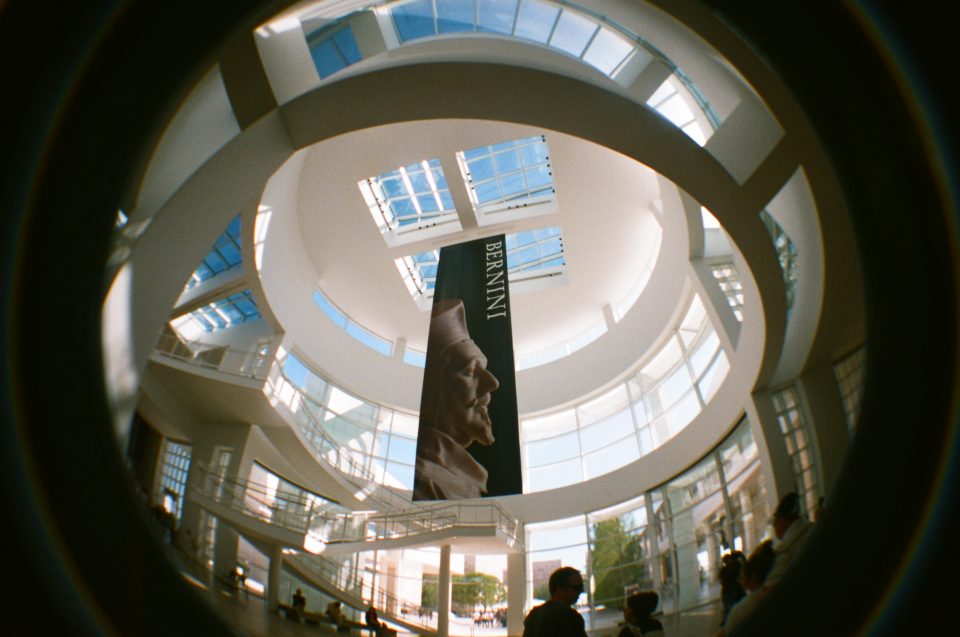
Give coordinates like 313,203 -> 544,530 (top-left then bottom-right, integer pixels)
522,566 -> 588,637
765,492 -> 814,588
718,540 -> 777,635
291,588 -> 306,622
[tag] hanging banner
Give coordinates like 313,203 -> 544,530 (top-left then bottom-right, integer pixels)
413,234 -> 521,500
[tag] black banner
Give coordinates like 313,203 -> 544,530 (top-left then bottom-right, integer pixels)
413,235 -> 521,500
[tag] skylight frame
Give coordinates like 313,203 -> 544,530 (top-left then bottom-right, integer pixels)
457,134 -> 559,225
387,0 -> 638,78
170,288 -> 261,341
396,226 -> 566,309
305,21 -> 363,79
359,158 -> 462,246
186,215 -> 243,290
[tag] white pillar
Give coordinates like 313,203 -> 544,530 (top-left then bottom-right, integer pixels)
268,543 -> 283,613
507,552 -> 526,636
438,544 -> 452,637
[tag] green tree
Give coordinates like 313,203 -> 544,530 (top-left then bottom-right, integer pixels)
421,574 -> 438,610
452,572 -> 504,615
590,516 -> 652,607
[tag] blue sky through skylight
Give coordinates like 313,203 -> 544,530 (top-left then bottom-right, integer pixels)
186,215 -> 242,289
459,135 -> 554,211
396,226 -> 564,304
174,288 -> 261,338
389,0 -> 636,76
359,159 -> 457,235
306,23 -> 362,79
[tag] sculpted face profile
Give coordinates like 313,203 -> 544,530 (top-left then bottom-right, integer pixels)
413,299 -> 500,500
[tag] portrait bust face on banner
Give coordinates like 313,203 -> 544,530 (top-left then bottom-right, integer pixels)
414,299 -> 501,500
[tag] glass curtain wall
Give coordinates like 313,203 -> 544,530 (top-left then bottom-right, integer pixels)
524,417 -> 770,631
522,293 -> 730,492
264,293 -> 728,498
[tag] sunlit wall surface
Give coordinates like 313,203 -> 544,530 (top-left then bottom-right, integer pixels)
522,294 -> 729,491
524,417 -> 769,631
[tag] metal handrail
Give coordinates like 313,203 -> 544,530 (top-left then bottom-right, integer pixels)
160,341 -> 524,548
193,463 -> 520,549
154,332 -> 272,380
285,551 -> 438,631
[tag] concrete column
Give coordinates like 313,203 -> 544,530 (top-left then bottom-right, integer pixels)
268,543 -> 283,613
437,544 -> 452,637
506,552 -> 526,636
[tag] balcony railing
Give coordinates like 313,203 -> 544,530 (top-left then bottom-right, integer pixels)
284,551 -> 437,632
154,332 -> 272,380
191,464 -> 521,551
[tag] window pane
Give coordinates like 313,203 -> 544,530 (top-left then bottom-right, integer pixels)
477,0 -> 517,34
549,11 -> 596,57
392,0 -> 437,42
514,0 -> 559,43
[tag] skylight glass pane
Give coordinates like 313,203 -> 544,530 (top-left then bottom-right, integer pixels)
312,290 -> 348,328
312,39 -> 345,77
581,26 -> 634,75
307,24 -> 362,79
477,0 -> 517,34
437,0 -> 476,33
360,159 -> 457,236
332,27 -> 362,64
760,210 -> 799,312
513,0 -> 559,44
186,214 -> 243,289
392,0 -> 438,42
459,135 -> 555,210
345,321 -> 393,356
403,348 -> 427,368
179,289 -> 260,333
506,226 -> 564,273
549,10 -> 596,57
405,250 -> 439,293
283,354 -> 310,388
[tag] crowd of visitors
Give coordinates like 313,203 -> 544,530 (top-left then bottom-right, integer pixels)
276,494 -> 810,637
715,491 -> 815,635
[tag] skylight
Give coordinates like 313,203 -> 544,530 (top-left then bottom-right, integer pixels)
389,0 -> 636,77
313,290 -> 394,357
506,226 -> 564,275
396,226 -> 565,308
457,135 -> 557,224
760,210 -> 798,312
646,76 -> 709,146
306,22 -> 362,79
171,288 -> 261,340
185,215 -> 242,289
358,158 -> 461,245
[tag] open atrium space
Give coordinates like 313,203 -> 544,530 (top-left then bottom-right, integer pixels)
4,1 -> 957,636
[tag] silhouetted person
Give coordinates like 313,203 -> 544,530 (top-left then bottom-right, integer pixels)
718,540 -> 777,635
619,590 -> 664,636
291,588 -> 306,621
765,492 -> 814,587
522,566 -> 587,637
719,551 -> 746,623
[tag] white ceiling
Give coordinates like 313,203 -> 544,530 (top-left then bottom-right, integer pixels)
295,118 -> 664,355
